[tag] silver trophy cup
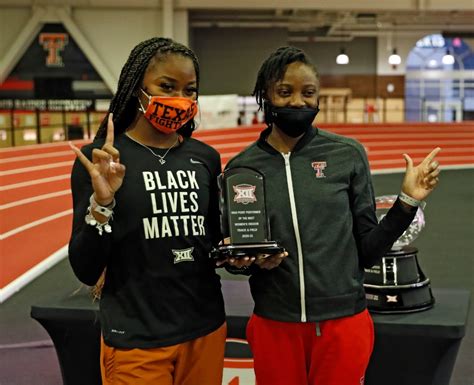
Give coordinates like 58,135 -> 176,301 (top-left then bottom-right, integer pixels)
364,195 -> 435,313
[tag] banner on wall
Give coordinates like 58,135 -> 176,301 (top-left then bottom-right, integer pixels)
0,99 -> 94,111
0,23 -> 112,99
197,94 -> 239,130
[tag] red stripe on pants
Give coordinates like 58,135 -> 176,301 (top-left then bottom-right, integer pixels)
246,310 -> 374,385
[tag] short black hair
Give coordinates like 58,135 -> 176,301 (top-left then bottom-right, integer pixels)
252,46 -> 319,125
95,37 -> 199,139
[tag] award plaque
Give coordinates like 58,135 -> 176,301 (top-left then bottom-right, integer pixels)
364,195 -> 435,314
212,167 -> 284,260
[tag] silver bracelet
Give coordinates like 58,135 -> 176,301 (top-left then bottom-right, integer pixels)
85,194 -> 115,235
85,206 -> 112,235
90,194 -> 115,219
399,191 -> 422,207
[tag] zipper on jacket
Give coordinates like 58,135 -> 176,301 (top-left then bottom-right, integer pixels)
315,322 -> 321,336
282,153 -> 307,322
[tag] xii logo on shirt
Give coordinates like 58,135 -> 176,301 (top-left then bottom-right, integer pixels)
311,161 -> 327,178
172,247 -> 195,263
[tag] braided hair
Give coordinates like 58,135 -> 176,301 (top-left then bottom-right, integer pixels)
252,46 -> 319,126
95,37 -> 200,139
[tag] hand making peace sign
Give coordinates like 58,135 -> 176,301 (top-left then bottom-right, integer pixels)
401,147 -> 441,202
69,114 -> 126,206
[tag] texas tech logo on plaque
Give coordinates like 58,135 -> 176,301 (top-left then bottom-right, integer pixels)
213,167 -> 284,260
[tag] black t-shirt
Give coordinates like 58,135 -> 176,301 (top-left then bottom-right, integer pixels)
69,134 -> 225,348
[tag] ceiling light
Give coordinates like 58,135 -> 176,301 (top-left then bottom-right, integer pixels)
388,48 -> 401,66
442,49 -> 455,65
336,48 -> 349,65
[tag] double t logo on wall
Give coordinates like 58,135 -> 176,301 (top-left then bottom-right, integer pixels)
39,33 -> 69,67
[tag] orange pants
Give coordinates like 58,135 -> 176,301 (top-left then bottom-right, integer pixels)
100,323 -> 226,385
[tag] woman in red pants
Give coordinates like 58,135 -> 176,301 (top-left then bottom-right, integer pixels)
225,46 -> 441,385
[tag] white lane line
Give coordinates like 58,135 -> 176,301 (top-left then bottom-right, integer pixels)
219,143 -> 473,160
0,209 -> 72,240
0,161 -> 73,176
200,130 -> 474,143
361,139 -> 474,146
337,133 -> 474,139
0,174 -> 70,191
0,190 -> 71,210
370,155 -> 474,165
211,141 -> 256,149
372,164 -> 474,174
327,127 -> 474,133
196,125 -> 262,135
196,132 -> 260,141
0,245 -> 69,303
212,140 -> 474,151
0,340 -> 54,349
367,148 -> 474,156
220,150 -> 474,167
0,140 -> 90,153
0,151 -> 74,164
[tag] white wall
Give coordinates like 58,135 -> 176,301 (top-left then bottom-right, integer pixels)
1,3 -> 471,90
0,7 -> 32,54
73,8 -> 189,87
1,0 -> 474,10
0,6 -> 189,91
73,8 -> 162,88
177,0 -> 474,11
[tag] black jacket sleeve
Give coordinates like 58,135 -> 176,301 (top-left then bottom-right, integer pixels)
68,147 -> 112,286
350,145 -> 416,268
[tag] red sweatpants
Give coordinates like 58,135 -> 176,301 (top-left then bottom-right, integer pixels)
246,310 -> 374,385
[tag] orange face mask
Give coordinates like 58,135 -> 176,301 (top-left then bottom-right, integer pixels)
138,89 -> 198,134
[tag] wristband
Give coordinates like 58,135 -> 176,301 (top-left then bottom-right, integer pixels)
90,194 -> 115,218
85,194 -> 115,235
85,207 -> 112,235
399,191 -> 422,207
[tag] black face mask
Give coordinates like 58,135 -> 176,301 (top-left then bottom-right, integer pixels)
266,104 -> 319,138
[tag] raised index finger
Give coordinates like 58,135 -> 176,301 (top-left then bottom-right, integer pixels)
105,113 -> 115,146
424,147 -> 441,164
69,141 -> 95,173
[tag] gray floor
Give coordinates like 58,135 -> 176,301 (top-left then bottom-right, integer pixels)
0,169 -> 473,385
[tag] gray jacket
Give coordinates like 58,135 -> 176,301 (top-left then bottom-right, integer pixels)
226,126 -> 415,322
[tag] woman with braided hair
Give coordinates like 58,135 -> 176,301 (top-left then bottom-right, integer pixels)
224,46 -> 441,385
68,37 -> 226,385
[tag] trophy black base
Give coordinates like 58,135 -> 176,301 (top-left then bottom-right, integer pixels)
364,246 -> 435,314
211,241 -> 285,260
364,279 -> 435,314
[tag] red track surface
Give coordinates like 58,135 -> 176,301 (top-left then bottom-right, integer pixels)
1,123 -> 473,289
